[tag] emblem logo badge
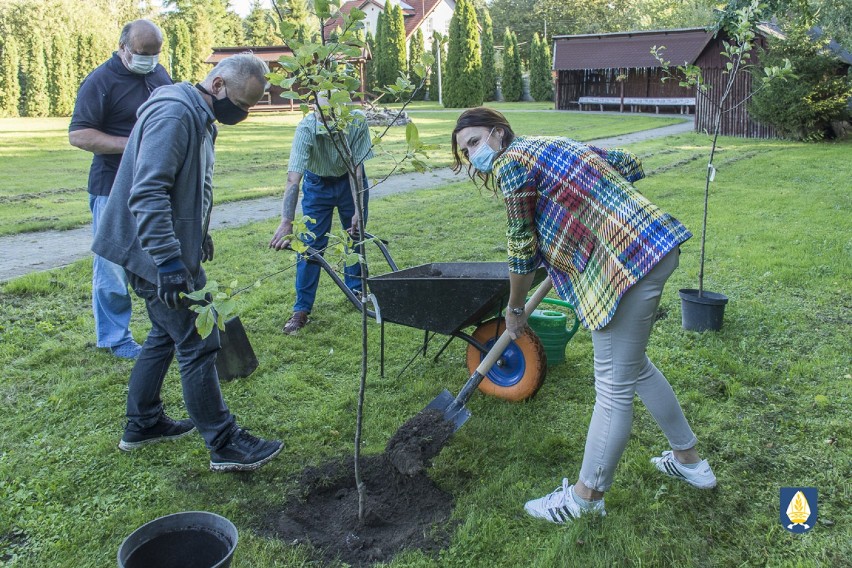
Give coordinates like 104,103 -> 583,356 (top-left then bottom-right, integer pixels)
780,487 -> 817,533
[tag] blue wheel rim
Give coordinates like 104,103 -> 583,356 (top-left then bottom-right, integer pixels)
479,337 -> 526,387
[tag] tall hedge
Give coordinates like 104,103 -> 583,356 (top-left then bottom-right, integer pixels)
23,33 -> 50,117
501,28 -> 521,102
428,31 -> 446,103
49,34 -> 77,116
75,34 -> 100,87
171,20 -> 193,83
364,30 -> 377,93
408,28 -> 425,99
530,32 -> 552,102
444,0 -> 482,108
480,9 -> 496,101
0,36 -> 21,117
378,4 -> 406,94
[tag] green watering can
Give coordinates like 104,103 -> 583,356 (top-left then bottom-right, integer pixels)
526,297 -> 580,365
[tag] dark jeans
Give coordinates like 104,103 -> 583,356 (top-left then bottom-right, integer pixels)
294,170 -> 369,313
126,270 -> 236,450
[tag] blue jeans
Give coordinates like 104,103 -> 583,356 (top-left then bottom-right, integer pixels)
293,171 -> 369,313
579,250 -> 697,492
90,195 -> 134,348
126,271 -> 236,450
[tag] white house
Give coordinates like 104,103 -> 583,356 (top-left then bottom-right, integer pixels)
324,0 -> 456,51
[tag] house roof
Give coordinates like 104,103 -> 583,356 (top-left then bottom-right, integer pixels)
552,28 -> 714,71
323,0 -> 447,40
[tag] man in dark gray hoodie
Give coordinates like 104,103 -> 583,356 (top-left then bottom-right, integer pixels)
93,53 -> 282,472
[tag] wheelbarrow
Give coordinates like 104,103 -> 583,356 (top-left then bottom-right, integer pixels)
298,235 -> 575,402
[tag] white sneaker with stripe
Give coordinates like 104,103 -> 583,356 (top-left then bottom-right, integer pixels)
651,450 -> 717,489
523,478 -> 606,524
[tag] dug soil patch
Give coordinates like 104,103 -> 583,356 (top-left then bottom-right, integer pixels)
265,453 -> 455,566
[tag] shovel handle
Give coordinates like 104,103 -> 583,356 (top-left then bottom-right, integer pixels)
474,276 -> 553,376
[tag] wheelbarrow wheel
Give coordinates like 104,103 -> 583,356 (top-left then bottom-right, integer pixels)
466,318 -> 547,401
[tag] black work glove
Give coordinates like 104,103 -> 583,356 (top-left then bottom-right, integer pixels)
201,234 -> 214,263
157,259 -> 194,309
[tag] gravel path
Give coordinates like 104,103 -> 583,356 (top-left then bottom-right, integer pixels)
0,119 -> 693,282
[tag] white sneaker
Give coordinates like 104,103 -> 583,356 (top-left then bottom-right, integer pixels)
523,478 -> 606,524
651,451 -> 717,489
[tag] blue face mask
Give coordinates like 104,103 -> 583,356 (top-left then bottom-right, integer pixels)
469,128 -> 497,173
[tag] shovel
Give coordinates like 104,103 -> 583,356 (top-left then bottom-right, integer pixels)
424,276 -> 553,431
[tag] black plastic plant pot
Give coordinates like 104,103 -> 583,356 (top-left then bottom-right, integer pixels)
118,511 -> 238,568
679,288 -> 729,332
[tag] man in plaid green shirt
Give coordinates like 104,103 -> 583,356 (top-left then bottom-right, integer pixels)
269,102 -> 373,334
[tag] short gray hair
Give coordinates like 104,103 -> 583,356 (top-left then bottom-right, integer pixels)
119,19 -> 162,48
206,53 -> 270,90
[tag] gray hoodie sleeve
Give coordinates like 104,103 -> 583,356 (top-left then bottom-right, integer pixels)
127,113 -> 191,267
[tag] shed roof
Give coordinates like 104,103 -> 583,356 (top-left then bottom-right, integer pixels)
205,46 -> 294,64
323,0 -> 448,40
205,45 -> 370,65
552,28 -> 714,71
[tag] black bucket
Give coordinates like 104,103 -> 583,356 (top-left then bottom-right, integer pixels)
117,511 -> 238,568
679,289 -> 728,332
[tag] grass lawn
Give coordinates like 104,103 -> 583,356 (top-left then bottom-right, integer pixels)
1,132 -> 850,567
0,109 -> 683,236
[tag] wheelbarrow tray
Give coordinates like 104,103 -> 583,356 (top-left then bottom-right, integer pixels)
367,262 -> 515,335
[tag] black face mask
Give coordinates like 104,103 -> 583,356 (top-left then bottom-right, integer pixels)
196,83 -> 249,125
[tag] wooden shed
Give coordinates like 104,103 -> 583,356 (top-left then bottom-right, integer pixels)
205,45 -> 371,111
553,27 -> 777,138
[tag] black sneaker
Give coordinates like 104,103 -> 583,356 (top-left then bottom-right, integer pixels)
210,428 -> 283,472
119,415 -> 196,451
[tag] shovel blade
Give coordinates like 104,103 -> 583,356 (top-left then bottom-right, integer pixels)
425,389 -> 472,432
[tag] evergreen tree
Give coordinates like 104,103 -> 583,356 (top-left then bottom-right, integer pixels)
408,28 -> 425,100
75,34 -> 100,87
428,31 -> 446,103
49,34 -> 76,116
246,0 -> 278,45
287,0 -> 314,43
444,0 -> 482,108
221,11 -> 246,46
380,4 -> 406,96
23,32 -> 50,117
189,5 -> 215,81
171,19 -> 193,82
371,12 -> 384,93
480,8 -> 496,101
501,28 -> 521,101
158,20 -> 172,77
0,36 -> 21,117
529,32 -> 552,101
364,30 -> 378,93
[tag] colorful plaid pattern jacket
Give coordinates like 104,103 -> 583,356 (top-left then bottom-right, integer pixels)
494,136 -> 692,330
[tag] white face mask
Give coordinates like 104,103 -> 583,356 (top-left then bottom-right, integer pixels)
125,51 -> 158,75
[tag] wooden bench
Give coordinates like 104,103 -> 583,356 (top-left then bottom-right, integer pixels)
578,96 -> 695,114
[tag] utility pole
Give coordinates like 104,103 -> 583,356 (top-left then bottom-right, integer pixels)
437,42 -> 443,106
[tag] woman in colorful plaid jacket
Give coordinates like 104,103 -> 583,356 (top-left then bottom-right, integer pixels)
452,108 -> 717,523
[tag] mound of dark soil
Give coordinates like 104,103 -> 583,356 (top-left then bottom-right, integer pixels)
385,409 -> 456,476
266,453 -> 455,566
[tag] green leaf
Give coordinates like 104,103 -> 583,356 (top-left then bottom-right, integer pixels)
315,0 -> 331,19
281,90 -> 301,100
349,7 -> 366,21
330,90 -> 351,106
195,307 -> 215,339
405,122 -> 420,149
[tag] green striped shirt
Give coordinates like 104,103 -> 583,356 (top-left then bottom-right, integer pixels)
287,110 -> 374,177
